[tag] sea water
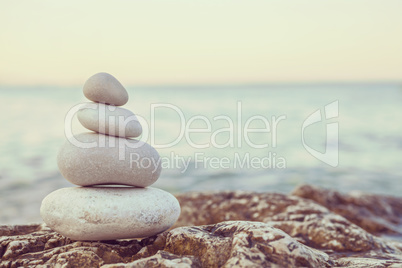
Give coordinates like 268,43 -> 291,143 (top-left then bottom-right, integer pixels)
0,83 -> 401,224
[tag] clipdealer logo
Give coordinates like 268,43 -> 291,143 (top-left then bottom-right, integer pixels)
302,100 -> 339,167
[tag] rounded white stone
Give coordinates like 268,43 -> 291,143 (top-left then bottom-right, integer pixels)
40,187 -> 181,240
83,73 -> 129,106
77,103 -> 142,138
57,133 -> 161,187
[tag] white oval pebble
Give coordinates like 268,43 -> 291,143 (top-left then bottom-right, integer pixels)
77,103 -> 142,138
57,133 -> 161,187
40,187 -> 181,240
83,73 -> 129,106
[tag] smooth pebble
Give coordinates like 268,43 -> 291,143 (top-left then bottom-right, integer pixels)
77,103 -> 142,138
40,187 -> 181,240
57,133 -> 161,187
83,73 -> 129,106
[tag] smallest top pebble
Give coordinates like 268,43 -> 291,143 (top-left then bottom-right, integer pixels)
83,72 -> 129,106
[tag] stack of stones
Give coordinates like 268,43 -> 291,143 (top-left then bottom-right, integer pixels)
40,73 -> 180,241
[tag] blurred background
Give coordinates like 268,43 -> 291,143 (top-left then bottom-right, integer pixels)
1,1 -> 402,224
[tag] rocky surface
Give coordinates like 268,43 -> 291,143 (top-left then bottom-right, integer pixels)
1,185 -> 402,267
292,184 -> 402,236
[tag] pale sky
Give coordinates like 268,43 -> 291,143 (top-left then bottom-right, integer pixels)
1,0 -> 402,86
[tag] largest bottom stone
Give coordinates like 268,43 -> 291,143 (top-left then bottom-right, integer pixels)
40,187 -> 181,241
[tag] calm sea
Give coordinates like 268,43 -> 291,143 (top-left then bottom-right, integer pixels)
1,83 -> 402,224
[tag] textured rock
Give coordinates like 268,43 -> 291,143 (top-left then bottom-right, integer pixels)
83,72 -> 129,106
57,133 -> 161,187
174,189 -> 401,253
2,185 -> 402,267
0,222 -> 332,267
164,221 -> 331,267
292,184 -> 402,236
40,187 -> 180,241
77,103 -> 142,138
